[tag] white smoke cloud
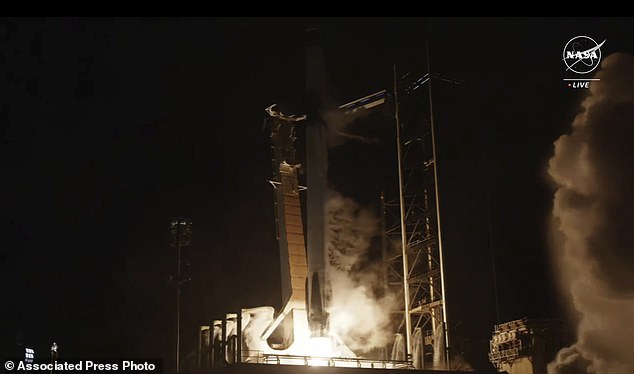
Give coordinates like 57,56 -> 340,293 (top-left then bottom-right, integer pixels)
326,192 -> 379,272
547,53 -> 634,374
328,270 -> 397,353
325,191 -> 398,353
241,307 -> 275,358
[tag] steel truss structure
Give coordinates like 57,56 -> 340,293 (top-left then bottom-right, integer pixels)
382,57 -> 450,370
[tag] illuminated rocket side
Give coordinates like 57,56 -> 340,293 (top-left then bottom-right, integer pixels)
304,44 -> 330,338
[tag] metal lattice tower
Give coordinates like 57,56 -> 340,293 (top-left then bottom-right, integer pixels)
382,55 -> 450,369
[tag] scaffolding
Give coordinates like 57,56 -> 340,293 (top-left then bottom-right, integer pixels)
383,55 -> 450,370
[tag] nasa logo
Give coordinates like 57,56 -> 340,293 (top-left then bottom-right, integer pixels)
563,36 -> 605,74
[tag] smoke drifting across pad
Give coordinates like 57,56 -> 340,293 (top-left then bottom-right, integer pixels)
547,53 -> 634,374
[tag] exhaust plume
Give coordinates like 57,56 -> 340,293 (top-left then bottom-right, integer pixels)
325,192 -> 397,353
547,53 -> 634,374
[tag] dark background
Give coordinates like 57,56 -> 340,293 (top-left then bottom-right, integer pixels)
2,17 -> 633,372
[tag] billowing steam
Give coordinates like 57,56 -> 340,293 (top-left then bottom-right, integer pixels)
325,191 -> 397,353
326,192 -> 379,272
547,53 -> 634,374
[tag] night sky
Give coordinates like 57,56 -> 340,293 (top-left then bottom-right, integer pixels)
2,17 -> 633,372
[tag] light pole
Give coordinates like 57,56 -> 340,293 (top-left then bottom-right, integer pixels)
50,342 -> 58,361
170,218 -> 192,374
50,342 -> 58,374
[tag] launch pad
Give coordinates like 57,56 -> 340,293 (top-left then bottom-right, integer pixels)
209,363 -> 476,374
199,42 -> 459,372
255,354 -> 409,369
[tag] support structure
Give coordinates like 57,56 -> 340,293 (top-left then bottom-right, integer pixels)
384,58 -> 450,369
260,104 -> 310,347
170,218 -> 193,374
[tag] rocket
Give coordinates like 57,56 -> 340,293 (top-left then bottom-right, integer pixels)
300,40 -> 387,339
258,43 -> 331,346
304,41 -> 331,338
262,34 -> 385,350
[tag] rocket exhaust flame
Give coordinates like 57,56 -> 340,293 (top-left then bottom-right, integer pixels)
547,53 -> 634,374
